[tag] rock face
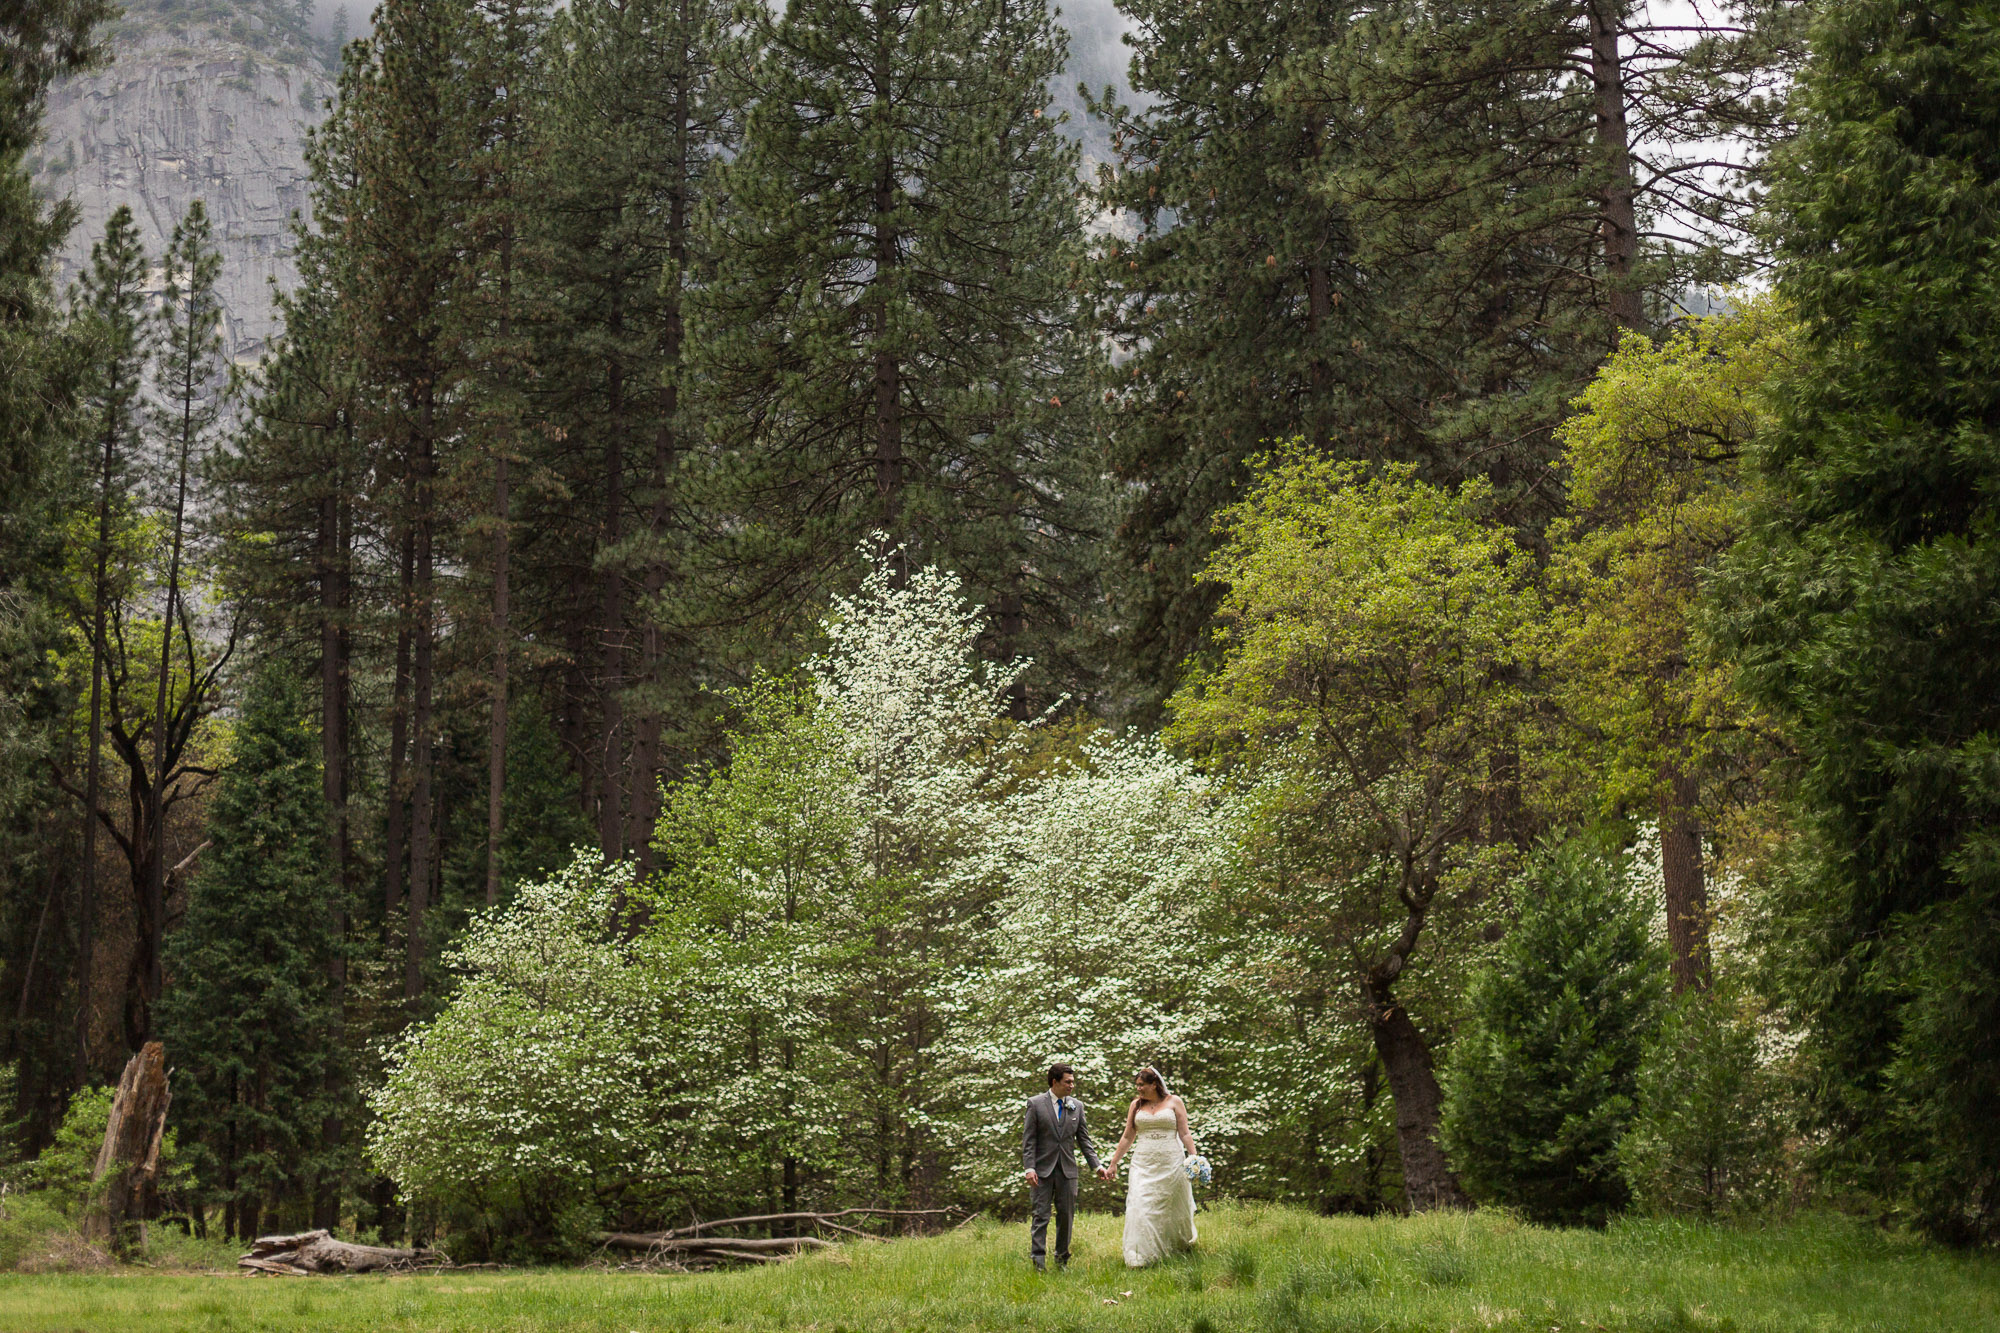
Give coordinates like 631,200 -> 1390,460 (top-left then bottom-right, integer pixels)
37,29 -> 331,364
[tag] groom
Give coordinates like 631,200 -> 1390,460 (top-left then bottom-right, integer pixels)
1021,1063 -> 1101,1271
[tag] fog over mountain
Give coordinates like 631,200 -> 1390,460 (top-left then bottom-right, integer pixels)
33,0 -> 1135,363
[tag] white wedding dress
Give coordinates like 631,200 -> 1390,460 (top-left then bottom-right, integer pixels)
1122,1106 -> 1197,1267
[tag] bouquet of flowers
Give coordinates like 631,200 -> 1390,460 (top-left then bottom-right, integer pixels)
1182,1154 -> 1213,1185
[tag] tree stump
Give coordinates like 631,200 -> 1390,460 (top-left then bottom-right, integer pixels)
83,1041 -> 172,1251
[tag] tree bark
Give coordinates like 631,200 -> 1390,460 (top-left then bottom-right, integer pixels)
143,365 -> 199,1047
406,416 -> 437,1006
78,430 -> 115,1081
486,18 -> 521,909
240,1229 -> 423,1274
598,335 -> 627,862
1660,763 -> 1710,994
631,66 -> 692,872
487,454 -> 510,904
1363,968 -> 1468,1211
315,474 -> 352,1233
385,527 -> 414,937
1588,0 -> 1643,331
872,2 -> 903,566
85,1041 -> 171,1251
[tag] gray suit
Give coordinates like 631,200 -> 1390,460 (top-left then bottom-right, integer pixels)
1022,1091 -> 1099,1268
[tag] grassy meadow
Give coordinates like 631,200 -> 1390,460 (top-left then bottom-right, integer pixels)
2,1204 -> 1994,1333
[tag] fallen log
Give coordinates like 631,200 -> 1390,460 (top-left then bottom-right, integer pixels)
595,1205 -> 967,1265
239,1257 -> 310,1276
239,1229 -> 425,1274
599,1233 -> 832,1254
616,1206 -> 968,1243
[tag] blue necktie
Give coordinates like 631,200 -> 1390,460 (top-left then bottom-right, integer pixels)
1056,1098 -> 1064,1123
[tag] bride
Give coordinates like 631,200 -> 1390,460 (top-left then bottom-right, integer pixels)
1098,1065 -> 1199,1267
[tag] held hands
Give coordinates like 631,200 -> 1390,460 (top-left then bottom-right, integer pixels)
1097,1162 -> 1117,1181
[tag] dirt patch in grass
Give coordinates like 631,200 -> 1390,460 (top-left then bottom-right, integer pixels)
13,1228 -> 116,1274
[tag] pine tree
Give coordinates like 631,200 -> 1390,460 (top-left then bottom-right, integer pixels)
1086,1 -> 1398,719
1441,841 -> 1665,1225
1713,0 -> 2000,1245
1344,0 -> 1798,419
158,662 -> 342,1239
0,0 -> 113,1130
220,77 -> 376,1226
525,0 -> 736,862
455,0 -> 552,901
66,205 -> 148,1087
345,0 -> 478,1004
696,0 -> 1099,690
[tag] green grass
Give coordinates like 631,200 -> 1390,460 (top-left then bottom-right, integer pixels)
2,1204 -> 1995,1332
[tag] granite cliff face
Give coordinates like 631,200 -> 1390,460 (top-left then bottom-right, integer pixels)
36,21 -> 332,364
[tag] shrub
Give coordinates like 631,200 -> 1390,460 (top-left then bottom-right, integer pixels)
1620,984 -> 1789,1216
15,1086 -> 113,1212
1441,841 -> 1666,1225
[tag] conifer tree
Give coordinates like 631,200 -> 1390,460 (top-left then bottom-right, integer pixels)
526,0 -> 735,861
222,78 -> 375,1225
1714,0 -> 2000,1245
159,662 -> 342,1239
67,206 -> 147,1083
696,0 -> 1099,689
0,0 -> 112,1117
458,0 -> 552,901
1321,0 -> 1801,480
1441,842 -> 1665,1225
1086,1 -> 1398,718
346,0 -> 478,1003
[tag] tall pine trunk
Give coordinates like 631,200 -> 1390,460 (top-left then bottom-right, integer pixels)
1588,0 -> 1642,330
405,421 -> 437,1006
485,60 -> 523,906
629,64 -> 693,871
78,401 -> 119,1078
486,213 -> 515,907
871,5 -> 903,556
314,474 -> 351,1231
598,340 -> 626,861
487,452 -> 510,904
385,528 -> 414,938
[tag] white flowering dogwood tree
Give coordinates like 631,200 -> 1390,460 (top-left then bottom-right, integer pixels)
938,727 -> 1258,1195
366,858 -> 688,1228
371,548 -> 1300,1223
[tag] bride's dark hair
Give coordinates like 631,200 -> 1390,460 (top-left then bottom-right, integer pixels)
1136,1065 -> 1168,1098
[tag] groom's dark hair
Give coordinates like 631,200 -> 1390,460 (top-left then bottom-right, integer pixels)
1047,1063 -> 1075,1086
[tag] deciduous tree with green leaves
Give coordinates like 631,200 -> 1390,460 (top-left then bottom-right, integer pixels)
1167,450 -> 1540,1210
1543,299 -> 1794,992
